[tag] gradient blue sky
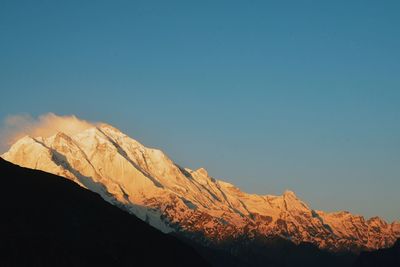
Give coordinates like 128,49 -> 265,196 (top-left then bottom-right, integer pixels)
1,1 -> 399,221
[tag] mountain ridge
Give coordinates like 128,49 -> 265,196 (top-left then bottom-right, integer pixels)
0,157 -> 210,267
2,123 -> 399,253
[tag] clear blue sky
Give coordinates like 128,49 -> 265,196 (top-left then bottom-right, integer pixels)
1,1 -> 399,221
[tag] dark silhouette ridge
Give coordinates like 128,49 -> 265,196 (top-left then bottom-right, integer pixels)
1,157 -> 396,267
175,233 -> 357,267
354,239 -> 400,267
0,158 -> 209,267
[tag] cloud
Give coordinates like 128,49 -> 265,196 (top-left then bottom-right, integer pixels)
0,113 -> 97,153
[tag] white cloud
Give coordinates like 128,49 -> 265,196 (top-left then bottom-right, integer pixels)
0,113 -> 97,153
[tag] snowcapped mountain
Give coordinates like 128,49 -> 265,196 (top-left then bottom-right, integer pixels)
2,123 -> 399,252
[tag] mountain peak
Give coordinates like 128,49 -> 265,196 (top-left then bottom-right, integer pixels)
2,135 -> 37,160
2,121 -> 399,253
283,190 -> 297,198
12,135 -> 35,145
54,131 -> 73,141
97,122 -> 119,130
195,167 -> 209,177
368,216 -> 387,226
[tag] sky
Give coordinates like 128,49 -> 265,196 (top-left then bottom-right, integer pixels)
0,1 -> 399,221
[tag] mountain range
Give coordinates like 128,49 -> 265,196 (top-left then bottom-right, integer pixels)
2,123 -> 399,257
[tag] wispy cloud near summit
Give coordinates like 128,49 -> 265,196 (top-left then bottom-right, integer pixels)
0,113 -> 97,153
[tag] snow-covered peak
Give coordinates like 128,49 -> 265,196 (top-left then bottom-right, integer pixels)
2,135 -> 44,162
4,135 -> 35,152
2,121 -> 399,253
368,216 -> 387,225
97,122 -> 123,133
280,190 -> 310,211
283,190 -> 297,198
195,167 -> 209,177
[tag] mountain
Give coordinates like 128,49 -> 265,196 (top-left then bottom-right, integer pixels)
0,157 -> 210,267
354,239 -> 400,267
2,123 -> 399,255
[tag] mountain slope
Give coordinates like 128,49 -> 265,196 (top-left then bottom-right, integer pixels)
354,239 -> 400,267
2,123 -> 399,253
0,158 -> 210,267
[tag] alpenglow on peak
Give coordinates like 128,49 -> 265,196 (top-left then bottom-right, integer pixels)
2,122 -> 399,252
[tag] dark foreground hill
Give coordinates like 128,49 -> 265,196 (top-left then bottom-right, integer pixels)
354,239 -> 400,267
176,233 -> 356,267
0,158 -> 210,267
1,157 -> 398,267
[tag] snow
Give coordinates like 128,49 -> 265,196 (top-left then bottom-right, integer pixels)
2,123 -> 399,252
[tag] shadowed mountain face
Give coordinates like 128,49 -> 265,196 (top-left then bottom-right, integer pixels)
0,158 -> 210,267
3,123 -> 399,254
176,234 -> 357,267
354,240 -> 400,267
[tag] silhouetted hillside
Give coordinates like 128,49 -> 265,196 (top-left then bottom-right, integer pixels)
0,158 -> 210,267
1,158 -> 396,267
176,233 -> 356,267
354,239 -> 400,267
